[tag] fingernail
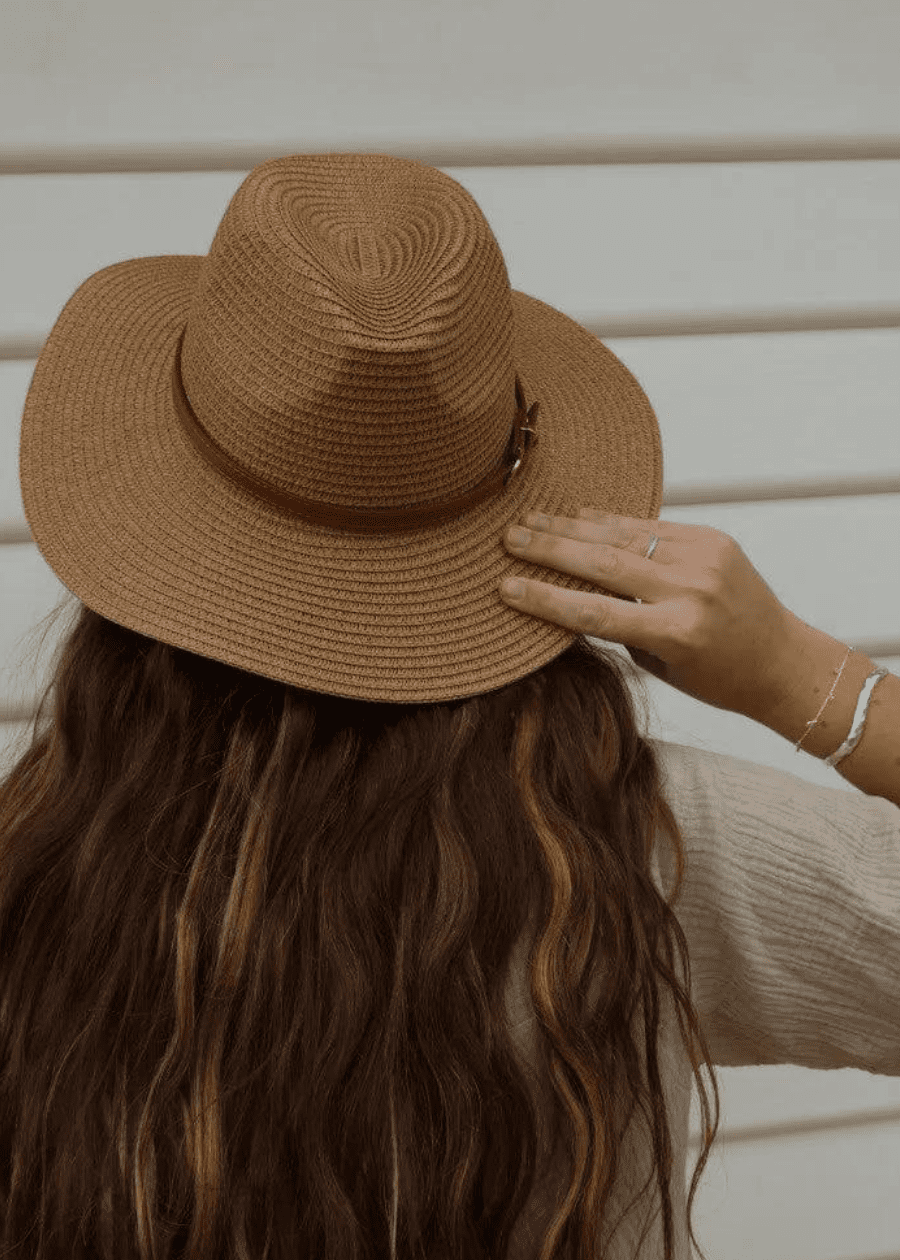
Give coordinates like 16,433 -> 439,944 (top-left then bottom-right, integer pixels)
501,578 -> 525,600
507,526 -> 530,547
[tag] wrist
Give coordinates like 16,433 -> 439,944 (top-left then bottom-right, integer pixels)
758,614 -> 864,759
751,611 -> 899,807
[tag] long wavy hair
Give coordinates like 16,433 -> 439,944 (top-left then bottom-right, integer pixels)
0,593 -> 719,1260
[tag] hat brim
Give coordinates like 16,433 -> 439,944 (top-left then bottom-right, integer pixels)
20,257 -> 662,703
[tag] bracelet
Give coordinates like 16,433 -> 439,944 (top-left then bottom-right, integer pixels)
794,645 -> 890,767
823,667 -> 889,768
794,646 -> 852,754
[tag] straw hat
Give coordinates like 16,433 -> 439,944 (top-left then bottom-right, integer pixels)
19,152 -> 663,703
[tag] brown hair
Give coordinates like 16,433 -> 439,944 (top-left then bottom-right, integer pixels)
0,596 -> 719,1260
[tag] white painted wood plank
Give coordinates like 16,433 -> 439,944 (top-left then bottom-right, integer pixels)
2,0 -> 900,168
3,164 -> 900,351
688,1066 -> 900,1148
686,1120 -> 900,1260
0,545 -> 75,724
604,329 -> 900,504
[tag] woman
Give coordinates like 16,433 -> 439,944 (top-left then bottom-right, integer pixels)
2,153 -> 898,1260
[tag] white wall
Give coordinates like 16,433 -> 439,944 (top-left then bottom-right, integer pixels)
2,2 -> 900,1256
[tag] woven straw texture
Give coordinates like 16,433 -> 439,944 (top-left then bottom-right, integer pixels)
20,153 -> 663,702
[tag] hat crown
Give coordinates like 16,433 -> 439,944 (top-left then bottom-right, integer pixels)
179,154 -> 519,512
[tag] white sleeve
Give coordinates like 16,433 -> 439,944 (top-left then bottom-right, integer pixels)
650,738 -> 900,1075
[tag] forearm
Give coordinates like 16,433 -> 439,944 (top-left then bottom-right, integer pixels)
761,614 -> 900,809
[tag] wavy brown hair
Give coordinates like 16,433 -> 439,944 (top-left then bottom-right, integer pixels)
0,594 -> 720,1260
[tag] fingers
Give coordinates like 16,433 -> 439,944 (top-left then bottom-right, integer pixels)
525,511 -> 639,547
503,519 -> 658,598
500,575 -> 634,640
498,510 -> 674,643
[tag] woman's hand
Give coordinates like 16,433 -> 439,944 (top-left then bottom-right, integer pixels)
500,508 -> 801,722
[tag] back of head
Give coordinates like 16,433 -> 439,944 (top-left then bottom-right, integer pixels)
0,598 -> 719,1260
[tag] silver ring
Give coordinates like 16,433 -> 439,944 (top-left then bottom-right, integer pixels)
635,533 -> 659,605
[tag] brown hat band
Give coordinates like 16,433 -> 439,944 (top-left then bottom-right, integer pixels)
170,329 -> 540,534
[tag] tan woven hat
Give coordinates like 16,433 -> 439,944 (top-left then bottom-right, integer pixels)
19,153 -> 663,703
